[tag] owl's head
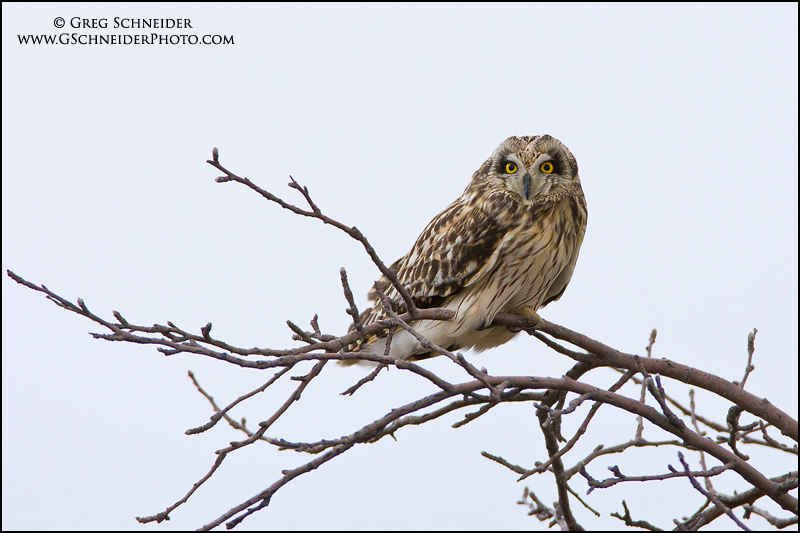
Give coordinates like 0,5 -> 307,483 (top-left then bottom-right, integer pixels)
478,135 -> 580,204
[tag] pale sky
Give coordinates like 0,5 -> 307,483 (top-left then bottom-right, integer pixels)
3,3 -> 798,530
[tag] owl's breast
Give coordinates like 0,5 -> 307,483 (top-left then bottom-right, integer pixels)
478,199 -> 583,318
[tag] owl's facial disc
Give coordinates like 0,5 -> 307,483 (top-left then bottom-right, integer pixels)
495,140 -> 573,202
506,162 -> 550,201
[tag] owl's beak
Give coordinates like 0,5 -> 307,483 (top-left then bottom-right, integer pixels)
517,172 -> 548,201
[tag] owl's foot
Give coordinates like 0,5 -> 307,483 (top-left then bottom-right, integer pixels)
507,308 -> 541,333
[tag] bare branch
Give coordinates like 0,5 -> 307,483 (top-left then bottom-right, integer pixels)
483,451 -> 528,475
208,154 -> 419,315
9,151 -> 797,529
636,329 -> 657,440
339,267 -> 364,335
582,460 -> 733,492
742,504 -> 799,529
340,363 -> 388,396
689,389 -> 714,493
526,320 -> 798,443
186,367 -> 292,436
680,471 -> 798,529
518,369 -> 637,482
677,452 -> 751,531
611,500 -> 664,531
518,487 -> 556,522
738,328 -> 758,389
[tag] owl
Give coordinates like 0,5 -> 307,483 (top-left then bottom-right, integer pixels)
345,135 -> 587,364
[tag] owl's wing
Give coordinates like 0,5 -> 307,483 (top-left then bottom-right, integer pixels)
540,247 -> 578,306
368,196 -> 508,309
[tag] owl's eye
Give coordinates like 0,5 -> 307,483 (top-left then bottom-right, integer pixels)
505,162 -> 518,174
540,161 -> 554,174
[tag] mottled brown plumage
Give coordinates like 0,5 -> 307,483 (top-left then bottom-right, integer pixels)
347,135 -> 587,363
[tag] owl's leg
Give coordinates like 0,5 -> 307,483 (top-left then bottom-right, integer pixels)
475,318 -> 493,331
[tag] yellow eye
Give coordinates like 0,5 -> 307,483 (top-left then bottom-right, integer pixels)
505,162 -> 518,174
540,161 -> 554,174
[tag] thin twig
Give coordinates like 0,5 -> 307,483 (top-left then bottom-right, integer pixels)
209,156 -> 419,315
738,328 -> 758,389
636,329 -> 657,440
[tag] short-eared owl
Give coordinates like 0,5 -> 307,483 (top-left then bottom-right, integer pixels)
347,135 -> 587,363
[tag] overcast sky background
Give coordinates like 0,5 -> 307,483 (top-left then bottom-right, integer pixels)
3,3 -> 798,531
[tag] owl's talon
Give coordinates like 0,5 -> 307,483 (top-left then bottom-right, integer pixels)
526,316 -> 542,332
518,310 -> 542,333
